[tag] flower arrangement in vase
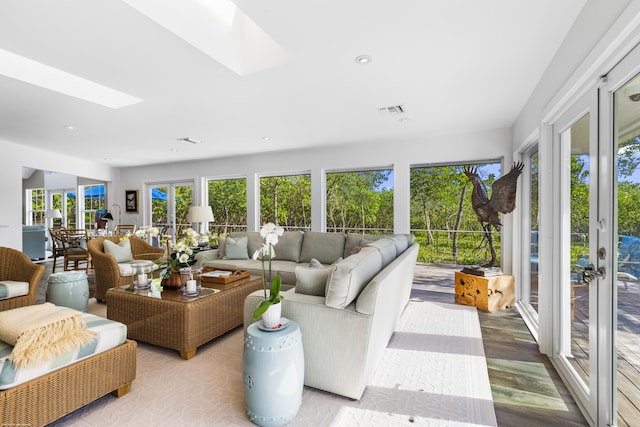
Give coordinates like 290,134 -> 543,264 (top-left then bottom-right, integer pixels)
156,228 -> 198,289
251,223 -> 285,327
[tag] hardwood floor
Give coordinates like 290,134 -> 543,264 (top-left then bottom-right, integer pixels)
412,263 -> 588,426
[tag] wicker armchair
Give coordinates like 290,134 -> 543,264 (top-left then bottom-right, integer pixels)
87,236 -> 165,302
0,247 -> 45,311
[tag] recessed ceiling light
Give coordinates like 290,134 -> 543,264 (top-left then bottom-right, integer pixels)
64,125 -> 76,130
261,136 -> 271,141
398,117 -> 410,123
170,148 -> 178,152
355,55 -> 372,64
0,49 -> 142,109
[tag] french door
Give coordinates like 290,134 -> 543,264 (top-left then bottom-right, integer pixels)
551,43 -> 640,426
147,181 -> 193,242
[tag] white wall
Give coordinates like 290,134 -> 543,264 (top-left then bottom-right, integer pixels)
1,140 -> 114,249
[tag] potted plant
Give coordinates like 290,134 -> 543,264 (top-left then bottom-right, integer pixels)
155,228 -> 198,288
252,223 -> 285,327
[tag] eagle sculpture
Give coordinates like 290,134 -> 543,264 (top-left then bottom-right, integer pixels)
463,162 -> 524,267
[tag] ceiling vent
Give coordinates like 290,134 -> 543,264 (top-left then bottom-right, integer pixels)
378,105 -> 406,117
177,137 -> 202,144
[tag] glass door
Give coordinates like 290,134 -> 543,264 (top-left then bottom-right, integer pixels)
148,181 -> 193,242
600,43 -> 640,427
551,93 -> 599,423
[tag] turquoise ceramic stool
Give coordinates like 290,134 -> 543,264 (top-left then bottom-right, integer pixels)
243,319 -> 304,427
46,271 -> 89,312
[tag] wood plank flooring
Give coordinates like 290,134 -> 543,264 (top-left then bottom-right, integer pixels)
412,263 -> 588,426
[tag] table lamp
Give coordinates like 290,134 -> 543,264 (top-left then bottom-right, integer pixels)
188,205 -> 214,234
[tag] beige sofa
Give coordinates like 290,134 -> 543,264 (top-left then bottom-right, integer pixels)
201,231 -> 418,400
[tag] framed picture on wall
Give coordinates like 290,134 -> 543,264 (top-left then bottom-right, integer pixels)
125,190 -> 139,213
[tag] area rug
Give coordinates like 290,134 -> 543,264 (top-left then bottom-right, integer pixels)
54,299 -> 496,426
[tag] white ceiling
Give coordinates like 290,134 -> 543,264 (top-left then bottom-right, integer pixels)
0,0 -> 587,167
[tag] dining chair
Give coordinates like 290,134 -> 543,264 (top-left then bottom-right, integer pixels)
60,229 -> 91,272
48,227 -> 66,273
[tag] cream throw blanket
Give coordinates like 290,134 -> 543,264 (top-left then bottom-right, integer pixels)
0,302 -> 97,368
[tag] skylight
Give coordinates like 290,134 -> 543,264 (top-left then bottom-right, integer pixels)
123,0 -> 288,76
0,49 -> 142,109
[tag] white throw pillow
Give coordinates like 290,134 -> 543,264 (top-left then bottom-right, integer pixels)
222,236 -> 249,260
103,239 -> 133,263
295,265 -> 333,296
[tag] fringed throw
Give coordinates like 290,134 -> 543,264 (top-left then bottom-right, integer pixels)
0,302 -> 97,368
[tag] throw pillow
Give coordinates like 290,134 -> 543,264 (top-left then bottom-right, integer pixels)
223,236 -> 249,260
295,265 -> 334,296
349,245 -> 363,256
309,257 -> 324,268
103,239 -> 133,263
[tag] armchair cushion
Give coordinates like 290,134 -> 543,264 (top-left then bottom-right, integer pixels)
0,281 -> 29,300
103,239 -> 133,263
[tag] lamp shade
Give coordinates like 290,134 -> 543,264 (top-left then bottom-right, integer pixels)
45,209 -> 62,219
188,206 -> 214,223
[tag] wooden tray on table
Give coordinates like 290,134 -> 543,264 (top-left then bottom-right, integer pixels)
201,267 -> 250,284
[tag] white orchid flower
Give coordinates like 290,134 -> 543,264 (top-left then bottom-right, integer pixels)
134,229 -> 146,237
178,253 -> 190,264
260,223 -> 284,246
148,227 -> 159,237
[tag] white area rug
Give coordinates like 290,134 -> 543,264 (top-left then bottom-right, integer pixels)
55,299 -> 496,426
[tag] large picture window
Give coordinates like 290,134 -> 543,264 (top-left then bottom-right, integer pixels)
325,169 -> 393,234
260,174 -> 311,231
207,178 -> 247,234
410,162 -> 501,264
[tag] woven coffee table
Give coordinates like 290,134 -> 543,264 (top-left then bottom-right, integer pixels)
106,275 -> 263,359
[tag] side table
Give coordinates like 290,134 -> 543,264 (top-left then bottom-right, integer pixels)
46,271 -> 89,312
243,319 -> 304,427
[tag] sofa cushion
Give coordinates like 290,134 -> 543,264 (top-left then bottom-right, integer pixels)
273,231 -> 304,262
217,237 -> 226,258
325,247 -> 382,309
230,232 -> 263,259
294,265 -> 333,296
223,236 -> 249,259
0,281 -> 29,300
366,237 -> 396,268
390,234 -> 409,256
103,239 -> 133,263
300,231 -> 345,264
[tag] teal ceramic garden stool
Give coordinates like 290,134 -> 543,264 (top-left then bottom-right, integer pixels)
46,271 -> 89,312
243,319 -> 304,426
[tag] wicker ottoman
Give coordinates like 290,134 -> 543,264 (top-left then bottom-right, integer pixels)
106,276 -> 263,359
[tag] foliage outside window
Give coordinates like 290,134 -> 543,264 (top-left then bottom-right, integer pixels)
260,174 -> 311,231
206,178 -> 247,235
28,189 -> 46,225
326,169 -> 393,235
410,163 -> 501,265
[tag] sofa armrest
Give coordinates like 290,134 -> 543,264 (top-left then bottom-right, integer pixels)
194,249 -> 220,267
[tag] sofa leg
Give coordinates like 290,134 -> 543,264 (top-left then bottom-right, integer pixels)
111,382 -> 132,398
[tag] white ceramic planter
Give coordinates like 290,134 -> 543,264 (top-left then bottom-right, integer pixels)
261,302 -> 282,329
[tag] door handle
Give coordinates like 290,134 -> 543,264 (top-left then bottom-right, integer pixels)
576,263 -> 605,283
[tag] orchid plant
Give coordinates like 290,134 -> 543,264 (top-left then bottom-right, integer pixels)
252,222 -> 285,320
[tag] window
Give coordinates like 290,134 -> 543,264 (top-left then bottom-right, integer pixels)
325,169 -> 393,234
410,162 -> 501,264
27,189 -> 46,225
260,174 -> 311,231
206,178 -> 247,234
80,185 -> 106,230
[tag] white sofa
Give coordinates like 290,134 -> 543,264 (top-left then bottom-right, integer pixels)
204,231 -> 418,400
